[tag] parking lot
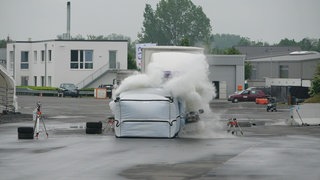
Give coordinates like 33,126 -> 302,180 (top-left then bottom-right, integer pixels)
1,95 -> 320,180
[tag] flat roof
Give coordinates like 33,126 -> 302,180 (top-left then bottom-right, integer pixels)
7,39 -> 128,44
143,46 -> 203,51
247,51 -> 320,62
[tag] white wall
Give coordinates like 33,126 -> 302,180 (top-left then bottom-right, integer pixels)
290,104 -> 320,125
7,40 -> 128,87
207,55 -> 245,97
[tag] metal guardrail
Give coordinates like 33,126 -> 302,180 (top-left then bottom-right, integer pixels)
16,88 -> 94,97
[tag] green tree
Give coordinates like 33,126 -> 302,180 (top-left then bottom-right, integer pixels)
238,37 -> 252,46
138,4 -> 163,44
299,38 -> 320,51
223,47 -> 241,55
211,34 -> 242,49
309,63 -> 320,96
245,62 -> 252,80
180,37 -> 190,46
0,39 -> 6,48
72,34 -> 85,40
277,38 -> 297,46
299,38 -> 312,50
139,0 -> 212,46
209,48 -> 224,54
87,35 -> 103,40
127,52 -> 137,70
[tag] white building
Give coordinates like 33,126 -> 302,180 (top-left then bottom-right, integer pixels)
6,40 -> 128,88
247,51 -> 320,101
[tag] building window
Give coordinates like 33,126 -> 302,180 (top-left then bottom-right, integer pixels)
280,65 -> 289,78
109,50 -> 117,69
251,66 -> 257,80
21,51 -> 29,69
9,51 -> 14,72
34,76 -> 37,86
41,50 -> 45,61
48,50 -> 52,61
70,50 -> 93,69
41,76 -> 45,86
48,76 -> 52,87
70,50 -> 78,69
85,50 -> 93,69
21,76 -> 29,86
34,51 -> 37,63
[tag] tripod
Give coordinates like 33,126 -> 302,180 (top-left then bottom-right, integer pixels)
33,102 -> 48,138
227,118 -> 244,136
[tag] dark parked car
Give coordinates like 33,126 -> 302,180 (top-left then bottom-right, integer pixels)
228,90 -> 266,103
98,84 -> 113,91
58,83 -> 79,97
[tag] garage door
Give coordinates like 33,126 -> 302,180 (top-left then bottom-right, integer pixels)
211,66 -> 236,96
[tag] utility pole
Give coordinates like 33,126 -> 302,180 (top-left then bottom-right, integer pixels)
44,43 -> 47,86
12,44 -> 15,79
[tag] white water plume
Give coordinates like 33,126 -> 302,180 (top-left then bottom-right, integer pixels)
112,51 -> 230,138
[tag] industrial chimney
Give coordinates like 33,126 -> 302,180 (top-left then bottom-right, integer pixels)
67,1 -> 71,39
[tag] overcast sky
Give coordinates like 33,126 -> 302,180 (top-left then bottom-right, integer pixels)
1,0 -> 320,44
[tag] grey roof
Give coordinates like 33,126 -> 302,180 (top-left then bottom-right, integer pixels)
235,46 -> 301,60
7,39 -> 128,44
206,55 -> 245,66
247,51 -> 320,62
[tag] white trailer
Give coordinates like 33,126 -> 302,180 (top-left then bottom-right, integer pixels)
111,88 -> 184,138
110,87 -> 203,138
141,46 -> 204,72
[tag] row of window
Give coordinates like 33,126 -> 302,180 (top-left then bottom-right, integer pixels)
17,50 -> 118,70
20,50 -> 52,69
69,50 -> 117,69
21,76 -> 52,87
18,49 -> 118,87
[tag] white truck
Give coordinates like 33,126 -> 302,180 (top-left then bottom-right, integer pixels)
110,87 -> 203,138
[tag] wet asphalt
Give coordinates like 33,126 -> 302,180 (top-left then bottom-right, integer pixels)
0,95 -> 320,180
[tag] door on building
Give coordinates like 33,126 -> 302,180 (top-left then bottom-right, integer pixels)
213,81 -> 219,99
109,51 -> 117,69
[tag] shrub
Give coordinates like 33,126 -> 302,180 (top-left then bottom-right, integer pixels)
17,86 -> 58,91
309,63 -> 320,96
304,94 -> 320,103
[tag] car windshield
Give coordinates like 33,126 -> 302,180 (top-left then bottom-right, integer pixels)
241,90 -> 249,95
99,84 -> 113,89
63,84 -> 76,89
234,90 -> 244,94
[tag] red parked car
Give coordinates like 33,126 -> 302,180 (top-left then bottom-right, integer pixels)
228,90 -> 267,103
